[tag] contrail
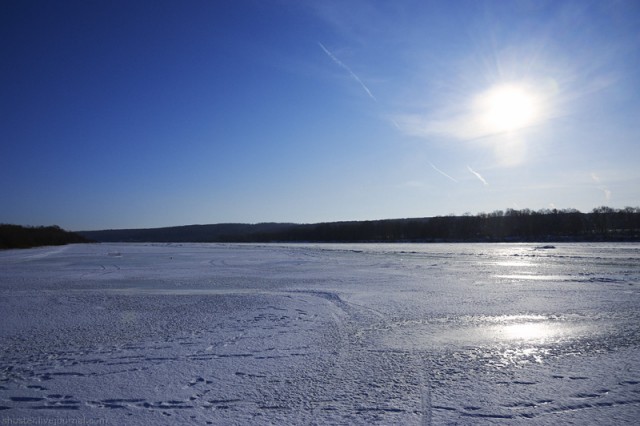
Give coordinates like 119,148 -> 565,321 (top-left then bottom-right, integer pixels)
429,162 -> 458,182
318,42 -> 377,102
467,166 -> 488,185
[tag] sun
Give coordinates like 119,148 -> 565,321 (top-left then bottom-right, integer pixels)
477,84 -> 539,133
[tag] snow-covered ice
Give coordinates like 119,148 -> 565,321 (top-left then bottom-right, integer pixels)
0,242 -> 639,424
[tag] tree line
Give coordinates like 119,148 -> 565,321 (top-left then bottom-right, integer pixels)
245,206 -> 640,243
79,206 -> 640,243
0,224 -> 92,249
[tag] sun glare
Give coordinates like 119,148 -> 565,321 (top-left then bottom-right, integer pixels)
478,84 -> 539,133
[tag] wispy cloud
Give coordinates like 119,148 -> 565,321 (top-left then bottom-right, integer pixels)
591,172 -> 611,200
467,166 -> 488,185
398,180 -> 424,188
318,42 -> 377,102
429,162 -> 458,182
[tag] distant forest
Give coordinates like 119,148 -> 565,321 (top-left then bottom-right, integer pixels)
80,206 -> 640,243
0,225 -> 92,249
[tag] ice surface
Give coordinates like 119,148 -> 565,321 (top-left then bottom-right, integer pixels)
0,242 -> 639,424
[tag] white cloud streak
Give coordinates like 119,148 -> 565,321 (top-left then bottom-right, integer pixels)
429,162 -> 458,182
591,173 -> 611,200
467,166 -> 488,185
318,42 -> 377,102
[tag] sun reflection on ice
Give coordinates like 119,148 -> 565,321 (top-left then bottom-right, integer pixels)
495,322 -> 555,365
502,322 -> 549,340
489,315 -> 574,343
382,313 -> 596,368
488,316 -> 586,366
499,346 -> 549,367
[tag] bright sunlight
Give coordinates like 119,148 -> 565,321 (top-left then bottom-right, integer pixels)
477,84 -> 540,133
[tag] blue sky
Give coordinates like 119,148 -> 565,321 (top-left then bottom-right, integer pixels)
2,0 -> 639,230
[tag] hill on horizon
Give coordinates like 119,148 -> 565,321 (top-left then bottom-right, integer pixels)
78,222 -> 297,243
78,207 -> 640,243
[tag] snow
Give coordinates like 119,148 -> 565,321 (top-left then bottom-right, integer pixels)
0,242 -> 639,424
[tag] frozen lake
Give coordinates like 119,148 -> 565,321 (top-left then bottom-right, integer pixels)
1,242 -> 639,424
